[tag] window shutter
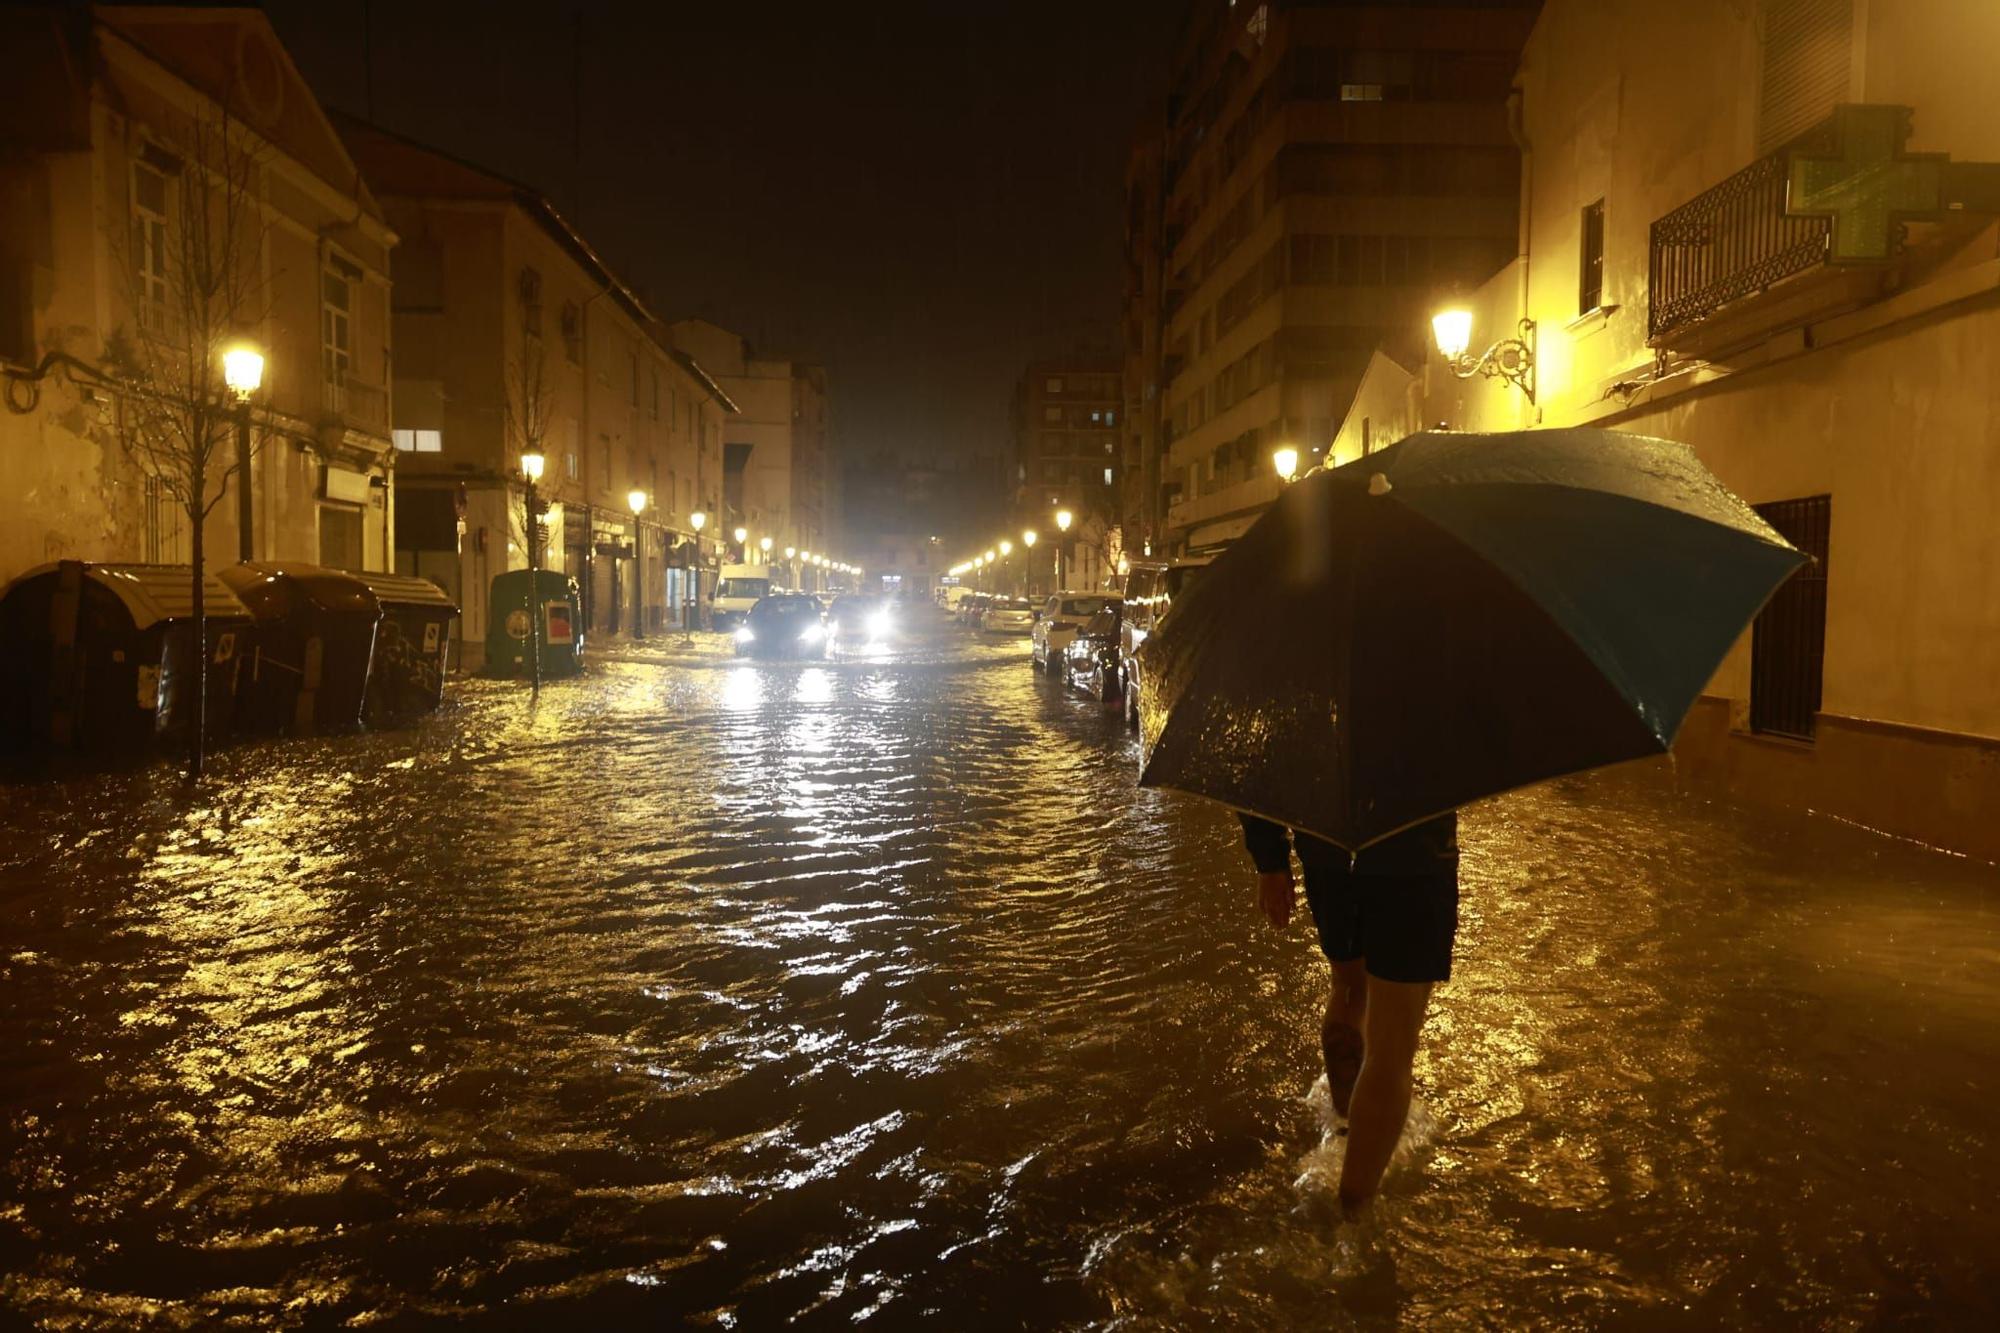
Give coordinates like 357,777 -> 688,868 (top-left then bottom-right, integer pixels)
1757,0 -> 1852,153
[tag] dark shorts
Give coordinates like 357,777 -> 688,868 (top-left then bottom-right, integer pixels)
1299,858 -> 1460,984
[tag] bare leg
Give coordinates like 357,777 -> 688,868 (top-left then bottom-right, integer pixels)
1338,977 -> 1432,1215
1321,959 -> 1368,1119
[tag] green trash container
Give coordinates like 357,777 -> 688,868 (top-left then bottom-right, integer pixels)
486,569 -> 584,677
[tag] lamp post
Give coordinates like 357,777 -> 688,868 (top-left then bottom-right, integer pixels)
685,509 -> 707,642
627,488 -> 647,640
1022,529 -> 1038,598
1054,508 -> 1073,592
1273,445 -> 1299,484
222,342 -> 264,561
521,450 -> 546,694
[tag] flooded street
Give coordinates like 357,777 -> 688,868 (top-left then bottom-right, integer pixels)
4,615 -> 1998,1329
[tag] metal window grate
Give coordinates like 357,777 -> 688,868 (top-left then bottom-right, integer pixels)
1750,494 -> 1831,740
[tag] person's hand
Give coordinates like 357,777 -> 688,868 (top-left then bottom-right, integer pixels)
1256,870 -> 1295,930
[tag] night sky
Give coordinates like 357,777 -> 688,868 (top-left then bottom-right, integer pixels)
263,0 -> 1177,473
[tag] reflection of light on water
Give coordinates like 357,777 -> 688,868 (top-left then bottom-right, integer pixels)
722,666 -> 764,712
795,668 -> 833,705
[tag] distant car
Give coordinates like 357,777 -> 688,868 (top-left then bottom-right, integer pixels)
735,594 -> 828,659
981,597 -> 1037,634
1031,592 -> 1119,674
1062,605 -> 1124,703
1119,558 -> 1211,728
957,594 -> 993,627
828,593 -> 892,643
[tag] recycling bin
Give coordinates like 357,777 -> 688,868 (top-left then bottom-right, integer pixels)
349,570 -> 459,725
221,562 -> 381,737
0,561 -> 252,755
486,569 -> 585,677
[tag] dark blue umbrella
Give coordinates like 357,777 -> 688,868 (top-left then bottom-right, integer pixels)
1135,429 -> 1806,851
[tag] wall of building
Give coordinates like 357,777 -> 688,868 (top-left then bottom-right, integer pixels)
1414,0 -> 2000,857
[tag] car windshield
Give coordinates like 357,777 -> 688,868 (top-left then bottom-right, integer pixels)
831,596 -> 878,615
1082,608 -> 1118,635
993,599 -> 1033,612
719,577 -> 771,600
1060,597 -> 1113,618
750,596 -> 816,619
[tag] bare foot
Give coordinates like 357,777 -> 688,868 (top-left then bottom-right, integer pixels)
1321,1018 -> 1364,1120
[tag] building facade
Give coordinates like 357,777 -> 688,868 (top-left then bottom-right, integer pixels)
1014,359 -> 1122,593
666,318 -> 833,586
337,120 -> 735,669
1132,0 -> 1538,556
1,6 -> 396,585
1415,0 -> 2000,858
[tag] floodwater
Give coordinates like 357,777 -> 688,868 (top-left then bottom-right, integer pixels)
3,615 -> 1998,1329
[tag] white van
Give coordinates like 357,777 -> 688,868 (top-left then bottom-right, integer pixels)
711,564 -> 779,630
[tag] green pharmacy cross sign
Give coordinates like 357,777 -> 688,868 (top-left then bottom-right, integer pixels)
1787,105 -> 1944,262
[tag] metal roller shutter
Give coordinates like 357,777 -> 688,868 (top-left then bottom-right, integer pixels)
1758,0 -> 1853,154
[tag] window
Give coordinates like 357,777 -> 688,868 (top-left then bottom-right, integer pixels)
1757,0 -> 1853,154
629,349 -> 640,406
651,369 -> 660,420
1579,199 -> 1606,314
392,429 -> 443,453
598,436 -> 611,487
518,267 -> 542,335
1043,405 -> 1062,423
566,450 -> 579,480
319,506 -> 365,572
1750,495 -> 1831,740
560,301 -> 582,363
322,257 -> 358,402
1103,467 -> 1115,486
1046,377 -> 1063,394
132,161 -> 170,333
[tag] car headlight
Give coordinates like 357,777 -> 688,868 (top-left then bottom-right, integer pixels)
867,611 -> 892,637
799,623 -> 825,643
734,626 -> 755,643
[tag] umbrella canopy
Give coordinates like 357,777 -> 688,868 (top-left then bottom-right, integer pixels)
1135,429 -> 1806,851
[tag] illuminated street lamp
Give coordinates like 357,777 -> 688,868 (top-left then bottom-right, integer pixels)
685,510 -> 707,640
1432,305 -> 1537,403
520,449 -> 546,694
732,524 -> 748,556
999,539 -> 1012,556
760,535 -> 774,560
222,341 -> 264,561
1054,508 -> 1073,591
1273,445 -> 1299,483
627,489 -> 648,640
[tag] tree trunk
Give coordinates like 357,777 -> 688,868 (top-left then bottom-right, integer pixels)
188,454 -> 206,784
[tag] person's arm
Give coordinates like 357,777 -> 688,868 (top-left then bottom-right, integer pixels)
1238,814 -> 1296,930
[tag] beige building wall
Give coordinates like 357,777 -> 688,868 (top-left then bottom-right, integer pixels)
0,10 -> 396,587
1416,0 -> 2000,857
344,121 -> 730,666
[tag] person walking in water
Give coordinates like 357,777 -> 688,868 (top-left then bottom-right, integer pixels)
1239,811 -> 1458,1216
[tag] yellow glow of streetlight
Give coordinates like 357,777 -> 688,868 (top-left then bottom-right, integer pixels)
733,525 -> 748,544
1055,509 -> 1073,533
999,539 -> 1013,556
690,510 -> 707,532
627,488 -> 647,516
1432,307 -> 1474,361
521,451 -> 545,482
974,556 -> 985,569
984,548 -> 996,563
222,342 -> 265,398
760,536 -> 774,554
1023,530 -> 1037,548
1273,445 -> 1299,482
785,546 -> 796,559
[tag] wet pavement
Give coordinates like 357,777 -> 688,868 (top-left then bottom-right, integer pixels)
3,613 -> 1998,1329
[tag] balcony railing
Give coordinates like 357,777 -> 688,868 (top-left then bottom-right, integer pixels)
321,373 -> 389,436
1648,121 -> 1836,344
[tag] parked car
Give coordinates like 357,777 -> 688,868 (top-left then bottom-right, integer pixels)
1031,592 -> 1119,674
1119,558 -> 1212,728
828,593 -> 892,643
735,594 -> 828,659
981,597 -> 1037,634
1062,605 -> 1124,703
957,593 -> 993,627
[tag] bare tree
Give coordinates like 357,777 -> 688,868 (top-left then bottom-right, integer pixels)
105,106 -> 270,781
502,314 -> 554,562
